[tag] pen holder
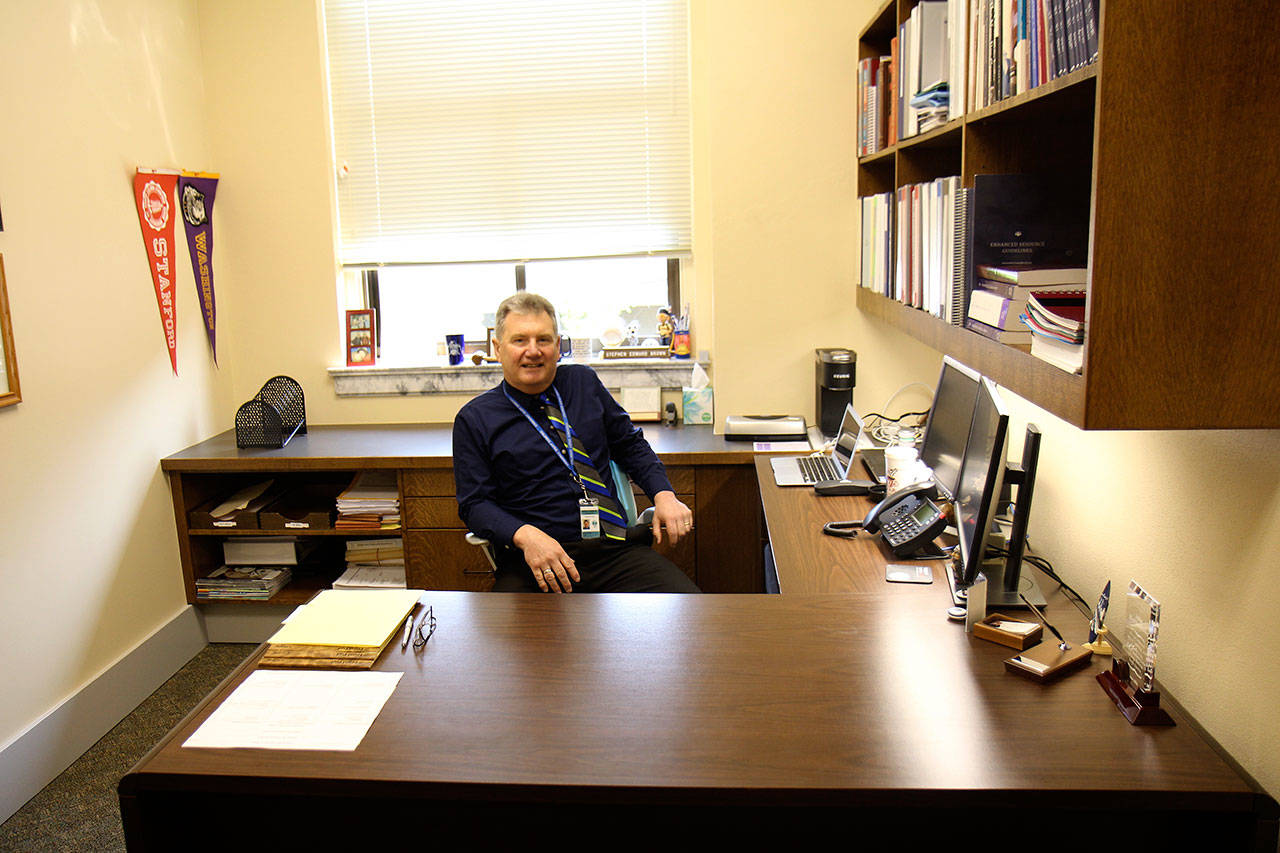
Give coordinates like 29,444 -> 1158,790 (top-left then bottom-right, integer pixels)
235,375 -> 308,449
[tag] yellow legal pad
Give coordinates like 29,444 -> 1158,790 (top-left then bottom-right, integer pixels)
268,588 -> 425,649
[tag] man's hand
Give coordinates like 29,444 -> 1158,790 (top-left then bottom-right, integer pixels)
651,490 -> 693,545
512,524 -> 580,593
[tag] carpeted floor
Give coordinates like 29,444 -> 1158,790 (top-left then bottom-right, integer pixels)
0,643 -> 256,852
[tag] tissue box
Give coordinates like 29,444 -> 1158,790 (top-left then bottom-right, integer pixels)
682,387 -> 713,424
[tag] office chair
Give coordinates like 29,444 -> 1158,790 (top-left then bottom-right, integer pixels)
465,462 -> 654,574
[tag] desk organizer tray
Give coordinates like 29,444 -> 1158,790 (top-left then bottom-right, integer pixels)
973,613 -> 1043,650
235,375 -> 307,449
260,484 -> 342,530
188,481 -> 285,530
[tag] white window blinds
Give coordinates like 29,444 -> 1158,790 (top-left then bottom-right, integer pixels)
322,0 -> 692,266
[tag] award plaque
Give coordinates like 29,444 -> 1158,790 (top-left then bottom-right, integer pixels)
1096,579 -> 1174,725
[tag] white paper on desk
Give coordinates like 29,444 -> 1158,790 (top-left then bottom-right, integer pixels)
182,669 -> 402,751
753,441 -> 812,452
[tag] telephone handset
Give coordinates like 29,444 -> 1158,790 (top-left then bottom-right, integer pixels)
862,481 -> 939,533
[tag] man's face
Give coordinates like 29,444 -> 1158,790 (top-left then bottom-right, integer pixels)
495,310 -> 559,394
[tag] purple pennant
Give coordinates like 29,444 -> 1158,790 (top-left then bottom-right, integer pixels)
178,173 -> 219,364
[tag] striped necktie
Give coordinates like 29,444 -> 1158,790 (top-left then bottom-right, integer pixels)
541,393 -> 628,541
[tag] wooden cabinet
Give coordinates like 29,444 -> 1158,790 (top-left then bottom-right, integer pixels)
401,468 -> 495,592
162,425 -> 764,605
857,0 -> 1280,429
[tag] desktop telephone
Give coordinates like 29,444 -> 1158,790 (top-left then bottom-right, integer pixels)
822,481 -> 947,558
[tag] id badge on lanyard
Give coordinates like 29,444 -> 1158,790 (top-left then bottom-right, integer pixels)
579,497 -> 600,538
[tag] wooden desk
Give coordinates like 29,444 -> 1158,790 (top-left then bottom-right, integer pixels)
120,591 -> 1276,848
162,424 -> 764,598
755,456 -> 953,594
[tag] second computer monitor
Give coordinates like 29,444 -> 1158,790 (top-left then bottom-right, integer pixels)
919,356 -> 982,500
954,377 -> 1009,591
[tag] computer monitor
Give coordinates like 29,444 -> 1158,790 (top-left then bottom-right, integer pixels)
949,377 -> 1008,601
980,424 -> 1047,608
919,356 -> 981,501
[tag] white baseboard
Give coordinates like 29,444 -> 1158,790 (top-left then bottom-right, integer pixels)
0,606 -> 208,824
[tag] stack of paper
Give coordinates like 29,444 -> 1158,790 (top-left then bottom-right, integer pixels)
261,588 -> 425,669
335,471 -> 401,530
335,538 -> 406,588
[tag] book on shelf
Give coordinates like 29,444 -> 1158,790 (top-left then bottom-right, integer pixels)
1029,332 -> 1084,374
863,175 -> 968,327
967,0 -> 1097,109
975,264 -> 1086,286
967,288 -> 1028,330
857,55 -> 892,157
965,316 -> 1033,344
968,173 -> 1090,311
974,278 -> 1085,300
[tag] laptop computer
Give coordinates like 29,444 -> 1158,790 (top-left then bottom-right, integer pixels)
853,407 -> 889,484
769,404 -> 859,486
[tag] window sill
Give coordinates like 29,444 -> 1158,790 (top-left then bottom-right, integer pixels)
329,358 -> 709,397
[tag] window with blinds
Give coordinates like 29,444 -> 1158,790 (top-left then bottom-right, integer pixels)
322,0 -> 693,267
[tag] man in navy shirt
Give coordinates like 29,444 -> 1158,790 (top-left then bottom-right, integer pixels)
453,293 -> 700,593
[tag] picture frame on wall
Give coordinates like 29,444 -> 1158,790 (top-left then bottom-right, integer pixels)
346,309 -> 376,366
0,254 -> 22,407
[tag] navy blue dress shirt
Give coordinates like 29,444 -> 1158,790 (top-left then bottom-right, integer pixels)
453,364 -> 673,546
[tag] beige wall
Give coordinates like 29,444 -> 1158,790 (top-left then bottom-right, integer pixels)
1,0 -> 1277,809
0,0 -> 225,745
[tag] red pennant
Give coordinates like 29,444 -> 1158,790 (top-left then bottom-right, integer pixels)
133,169 -> 179,375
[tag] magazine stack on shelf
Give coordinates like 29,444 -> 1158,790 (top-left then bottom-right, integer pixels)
196,566 -> 292,601
335,471 -> 401,530
334,538 -> 407,589
1020,290 -> 1087,374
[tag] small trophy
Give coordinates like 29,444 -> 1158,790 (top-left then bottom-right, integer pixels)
1081,581 -> 1113,655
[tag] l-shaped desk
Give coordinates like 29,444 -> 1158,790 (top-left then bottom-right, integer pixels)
120,434 -> 1278,848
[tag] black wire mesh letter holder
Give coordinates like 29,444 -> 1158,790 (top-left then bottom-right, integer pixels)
235,375 -> 307,448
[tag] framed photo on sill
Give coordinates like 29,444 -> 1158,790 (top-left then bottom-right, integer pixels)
345,309 -> 376,367
0,254 -> 21,408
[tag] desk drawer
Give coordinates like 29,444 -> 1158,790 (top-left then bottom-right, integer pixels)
633,465 -> 693,495
404,497 -> 465,529
402,469 -> 456,497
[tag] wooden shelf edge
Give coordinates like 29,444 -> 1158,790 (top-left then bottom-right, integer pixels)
966,62 -> 1098,124
856,288 -> 1086,426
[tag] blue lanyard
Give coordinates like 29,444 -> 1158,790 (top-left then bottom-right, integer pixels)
502,384 -> 587,493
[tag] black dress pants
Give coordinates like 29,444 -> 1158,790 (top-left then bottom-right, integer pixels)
490,529 -> 700,593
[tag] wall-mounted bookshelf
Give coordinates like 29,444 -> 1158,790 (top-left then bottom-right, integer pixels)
856,0 -> 1280,429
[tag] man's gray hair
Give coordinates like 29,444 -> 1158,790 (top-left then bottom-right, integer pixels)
495,292 -> 558,341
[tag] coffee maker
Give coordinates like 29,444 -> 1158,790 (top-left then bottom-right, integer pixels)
815,348 -> 856,437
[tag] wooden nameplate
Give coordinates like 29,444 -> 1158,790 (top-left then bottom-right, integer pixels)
1004,641 -> 1092,683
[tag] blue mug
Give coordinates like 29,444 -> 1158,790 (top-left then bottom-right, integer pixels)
446,334 -> 465,365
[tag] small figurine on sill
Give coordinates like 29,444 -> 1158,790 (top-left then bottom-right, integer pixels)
657,307 -> 675,349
